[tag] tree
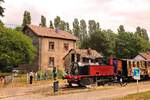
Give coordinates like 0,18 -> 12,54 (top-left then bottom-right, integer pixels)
73,18 -> 80,38
80,24 -> 150,59
135,26 -> 141,36
103,29 -> 117,56
39,15 -> 46,27
49,20 -> 54,29
116,30 -> 150,58
88,20 -> 97,35
117,25 -> 125,33
54,16 -> 61,29
0,0 -> 4,17
81,30 -> 112,57
0,25 -> 36,72
135,26 -> 149,41
96,22 -> 100,30
15,26 -> 23,32
80,19 -> 87,40
141,28 -> 149,41
59,20 -> 66,30
22,10 -> 31,27
65,22 -> 72,33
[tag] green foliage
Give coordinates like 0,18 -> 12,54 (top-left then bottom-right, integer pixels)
116,28 -> 150,58
0,72 -> 11,76
88,20 -> 97,35
54,16 -> 61,29
36,69 -> 64,80
54,16 -> 69,31
49,20 -> 54,29
59,20 -> 66,30
73,18 -> 80,38
135,26 -> 149,41
65,22 -> 71,33
80,19 -> 87,41
0,0 -> 4,17
81,30 -> 114,57
0,25 -> 36,72
117,25 -> 125,33
22,10 -> 31,27
37,70 -> 52,80
81,25 -> 150,59
15,26 -> 23,32
96,22 -> 100,30
103,29 -> 117,56
40,15 -> 46,27
57,69 -> 64,79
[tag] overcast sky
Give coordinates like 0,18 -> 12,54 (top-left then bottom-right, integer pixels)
2,0 -> 150,36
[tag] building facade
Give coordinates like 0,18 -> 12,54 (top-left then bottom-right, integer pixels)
23,25 -> 77,70
64,48 -> 103,71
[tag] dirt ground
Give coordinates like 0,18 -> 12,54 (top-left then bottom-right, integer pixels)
1,81 -> 150,100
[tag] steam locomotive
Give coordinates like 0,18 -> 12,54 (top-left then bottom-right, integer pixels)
64,58 -> 150,86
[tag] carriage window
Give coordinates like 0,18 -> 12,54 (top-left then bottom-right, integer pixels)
133,62 -> 135,67
148,62 -> 150,66
145,61 -> 147,68
137,62 -> 139,67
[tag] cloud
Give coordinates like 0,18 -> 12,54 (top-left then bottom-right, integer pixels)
2,0 -> 150,37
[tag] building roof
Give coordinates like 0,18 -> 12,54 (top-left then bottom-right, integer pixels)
24,25 -> 78,41
64,49 -> 103,59
138,52 -> 150,60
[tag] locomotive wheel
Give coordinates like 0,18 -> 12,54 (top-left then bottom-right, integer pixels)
78,82 -> 84,87
78,78 -> 93,86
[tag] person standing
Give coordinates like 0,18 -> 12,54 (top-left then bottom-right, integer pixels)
53,67 -> 57,80
29,70 -> 34,84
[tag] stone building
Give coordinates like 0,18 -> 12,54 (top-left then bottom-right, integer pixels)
63,48 -> 103,70
23,25 -> 77,71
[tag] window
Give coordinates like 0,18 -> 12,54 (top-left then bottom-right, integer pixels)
49,57 -> 54,67
49,42 -> 54,50
145,61 -> 147,68
82,58 -> 89,63
64,43 -> 69,51
71,54 -> 75,62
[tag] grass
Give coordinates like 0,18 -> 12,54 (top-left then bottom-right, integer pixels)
0,72 -> 11,76
0,72 -> 66,88
32,84 -> 114,96
1,79 -> 67,88
116,91 -> 150,100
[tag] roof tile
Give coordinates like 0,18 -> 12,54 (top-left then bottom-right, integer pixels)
26,25 -> 78,40
139,52 -> 150,60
